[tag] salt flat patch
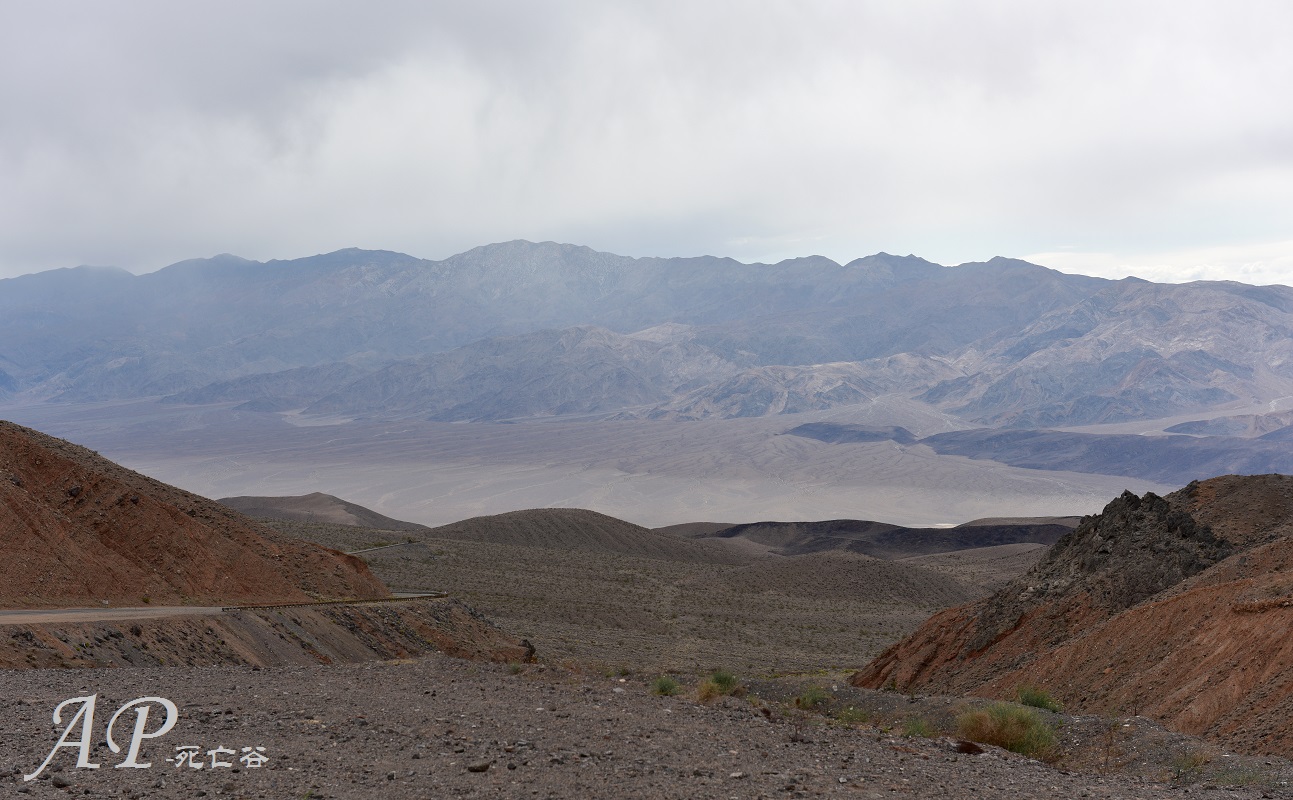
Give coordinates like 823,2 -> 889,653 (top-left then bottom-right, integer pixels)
0,400 -> 1173,529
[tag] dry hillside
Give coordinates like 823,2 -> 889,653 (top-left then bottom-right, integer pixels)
219,491 -> 430,531
853,474 -> 1293,756
0,420 -> 388,607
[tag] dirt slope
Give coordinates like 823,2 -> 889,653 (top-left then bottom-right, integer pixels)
853,474 -> 1293,755
218,491 -> 430,531
717,551 -> 982,605
0,420 -> 388,607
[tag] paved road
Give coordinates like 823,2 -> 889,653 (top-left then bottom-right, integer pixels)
0,594 -> 448,625
0,606 -> 225,625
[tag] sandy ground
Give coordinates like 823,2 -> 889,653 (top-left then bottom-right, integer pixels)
0,399 -> 1170,529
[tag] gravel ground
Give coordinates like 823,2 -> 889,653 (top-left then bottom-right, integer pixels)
2,656 -> 1288,800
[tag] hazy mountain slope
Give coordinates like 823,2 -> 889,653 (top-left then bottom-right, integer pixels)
646,363 -> 878,420
0,243 -> 1106,410
303,326 -> 737,420
7,240 -> 1293,431
164,362 -> 375,412
924,279 -> 1293,426
0,420 -> 388,607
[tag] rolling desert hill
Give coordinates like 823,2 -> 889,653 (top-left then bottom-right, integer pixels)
254,498 -> 1050,673
701,516 -> 1072,559
423,507 -> 751,565
218,491 -> 430,531
0,420 -> 388,607
852,474 -> 1293,756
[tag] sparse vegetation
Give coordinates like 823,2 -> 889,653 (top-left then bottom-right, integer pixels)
795,685 -> 832,711
1170,747 -> 1211,784
507,661 -> 523,675
711,668 -> 740,693
956,703 -> 1057,760
651,675 -> 679,696
901,715 -> 937,738
833,705 -> 870,726
1016,685 -> 1062,713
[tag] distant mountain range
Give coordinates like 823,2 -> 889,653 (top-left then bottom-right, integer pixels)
3,240 -> 1292,435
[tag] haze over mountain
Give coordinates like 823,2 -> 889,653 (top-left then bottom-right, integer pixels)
4,241 -> 1292,432
3,240 -> 1292,526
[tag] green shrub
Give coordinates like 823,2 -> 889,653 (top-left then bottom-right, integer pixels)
1016,685 -> 1063,713
956,703 -> 1057,760
901,716 -> 936,738
651,675 -> 679,696
834,705 -> 870,726
795,686 -> 832,711
711,669 -> 739,694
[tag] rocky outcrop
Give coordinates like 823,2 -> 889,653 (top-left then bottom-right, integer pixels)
852,474 -> 1293,755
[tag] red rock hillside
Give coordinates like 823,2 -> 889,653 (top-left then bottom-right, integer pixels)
0,420 -> 388,607
853,474 -> 1293,756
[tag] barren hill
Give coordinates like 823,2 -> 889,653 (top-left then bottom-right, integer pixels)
218,491 -> 429,531
425,507 -> 751,564
0,420 -> 388,607
852,474 -> 1293,755
703,517 -> 1070,559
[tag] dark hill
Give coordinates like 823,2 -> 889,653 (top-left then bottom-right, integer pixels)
424,508 -> 751,564
703,517 -> 1070,559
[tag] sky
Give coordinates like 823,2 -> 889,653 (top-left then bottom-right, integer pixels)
1,1 -> 1291,284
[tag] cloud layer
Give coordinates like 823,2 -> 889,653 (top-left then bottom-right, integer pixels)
2,1 -> 1291,282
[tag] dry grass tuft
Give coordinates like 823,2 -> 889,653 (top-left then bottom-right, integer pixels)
956,703 -> 1057,760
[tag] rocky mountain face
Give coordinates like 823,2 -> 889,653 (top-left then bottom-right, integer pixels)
0,421 -> 389,607
851,474 -> 1293,755
3,241 -> 1292,431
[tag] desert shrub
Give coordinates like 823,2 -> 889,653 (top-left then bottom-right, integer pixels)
1016,685 -> 1063,713
696,680 -> 722,702
956,703 -> 1057,760
1170,748 -> 1211,784
901,716 -> 936,738
507,662 -> 523,675
711,669 -> 739,694
834,705 -> 870,726
651,676 -> 679,696
795,686 -> 832,711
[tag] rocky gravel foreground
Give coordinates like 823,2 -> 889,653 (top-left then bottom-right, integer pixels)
1,656 -> 1286,800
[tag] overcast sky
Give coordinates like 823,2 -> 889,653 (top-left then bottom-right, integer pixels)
1,1 -> 1290,284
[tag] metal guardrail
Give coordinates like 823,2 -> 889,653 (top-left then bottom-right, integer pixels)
221,592 -> 448,612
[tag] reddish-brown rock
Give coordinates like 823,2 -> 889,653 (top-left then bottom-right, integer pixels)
0,420 -> 388,607
853,474 -> 1293,755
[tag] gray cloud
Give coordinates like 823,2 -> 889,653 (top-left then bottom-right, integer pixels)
1,0 -> 1291,282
